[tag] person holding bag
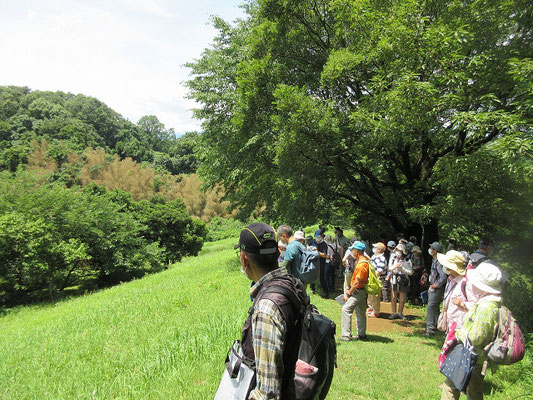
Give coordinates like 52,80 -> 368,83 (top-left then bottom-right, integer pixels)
223,223 -> 307,400
440,262 -> 504,400
437,251 -> 467,332
388,243 -> 413,320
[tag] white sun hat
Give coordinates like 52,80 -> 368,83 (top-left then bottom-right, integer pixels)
468,262 -> 503,294
294,230 -> 305,240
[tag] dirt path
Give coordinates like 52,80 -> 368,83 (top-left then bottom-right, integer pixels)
366,301 -> 426,334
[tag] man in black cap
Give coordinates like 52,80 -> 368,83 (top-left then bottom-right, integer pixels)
234,223 -> 307,399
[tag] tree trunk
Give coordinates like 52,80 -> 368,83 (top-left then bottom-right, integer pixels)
421,218 -> 439,267
406,223 -> 423,245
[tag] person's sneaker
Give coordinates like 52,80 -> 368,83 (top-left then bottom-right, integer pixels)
398,313 -> 407,320
368,311 -> 378,318
356,334 -> 368,341
366,308 -> 373,315
389,313 -> 398,320
338,336 -> 353,342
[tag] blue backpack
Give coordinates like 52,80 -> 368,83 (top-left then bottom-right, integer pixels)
298,248 -> 320,284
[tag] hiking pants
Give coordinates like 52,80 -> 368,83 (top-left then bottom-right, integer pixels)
368,294 -> 380,314
324,262 -> 335,293
319,261 -> 329,296
341,290 -> 368,337
441,362 -> 484,400
409,270 -> 422,300
426,285 -> 445,333
380,276 -> 390,302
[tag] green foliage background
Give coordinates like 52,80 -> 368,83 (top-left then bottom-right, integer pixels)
0,172 -> 206,307
186,0 -> 533,242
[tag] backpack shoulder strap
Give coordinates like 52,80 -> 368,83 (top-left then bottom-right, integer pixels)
461,280 -> 468,301
262,284 -> 308,315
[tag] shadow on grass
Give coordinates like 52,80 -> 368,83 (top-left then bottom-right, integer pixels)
366,334 -> 395,343
407,328 -> 447,348
378,312 -> 426,326
336,334 -> 394,345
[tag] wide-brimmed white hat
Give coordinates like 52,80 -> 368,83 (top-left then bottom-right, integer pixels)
468,262 -> 503,294
294,230 -> 305,240
438,250 -> 466,275
395,243 -> 408,255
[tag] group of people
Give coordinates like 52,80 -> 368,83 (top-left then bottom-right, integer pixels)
423,238 -> 503,400
233,221 -> 504,399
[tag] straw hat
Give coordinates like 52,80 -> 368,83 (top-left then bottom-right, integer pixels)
437,250 -> 466,275
372,242 -> 386,251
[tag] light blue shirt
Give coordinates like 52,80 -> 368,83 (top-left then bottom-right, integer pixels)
283,240 -> 305,279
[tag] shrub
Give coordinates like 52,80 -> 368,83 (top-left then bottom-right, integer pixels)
0,171 -> 166,306
135,196 -> 207,263
206,217 -> 243,242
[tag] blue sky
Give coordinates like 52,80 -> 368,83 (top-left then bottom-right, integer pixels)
0,0 -> 245,133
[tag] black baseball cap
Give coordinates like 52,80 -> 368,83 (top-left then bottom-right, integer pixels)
234,223 -> 278,254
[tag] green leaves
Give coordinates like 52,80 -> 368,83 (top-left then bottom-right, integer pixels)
0,171 -> 208,307
186,0 -> 532,243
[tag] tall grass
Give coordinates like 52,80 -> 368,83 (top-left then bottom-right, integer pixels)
0,238 -> 530,399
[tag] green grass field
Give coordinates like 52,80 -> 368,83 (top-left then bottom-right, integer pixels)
1,238 -> 531,399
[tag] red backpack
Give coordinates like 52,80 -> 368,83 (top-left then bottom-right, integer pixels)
485,306 -> 525,365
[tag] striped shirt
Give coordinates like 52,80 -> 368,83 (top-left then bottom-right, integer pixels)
370,253 -> 387,275
249,268 -> 288,400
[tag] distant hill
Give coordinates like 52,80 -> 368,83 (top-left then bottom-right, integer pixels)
0,85 -> 197,175
0,85 -> 234,221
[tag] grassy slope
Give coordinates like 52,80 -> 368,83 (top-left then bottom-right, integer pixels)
0,238 -> 530,400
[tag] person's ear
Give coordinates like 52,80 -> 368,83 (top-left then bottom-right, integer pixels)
240,251 -> 248,266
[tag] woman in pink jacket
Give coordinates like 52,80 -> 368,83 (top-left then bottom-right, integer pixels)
438,251 -> 468,332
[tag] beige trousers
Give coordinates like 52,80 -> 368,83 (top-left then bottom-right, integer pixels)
441,362 -> 484,400
368,294 -> 381,314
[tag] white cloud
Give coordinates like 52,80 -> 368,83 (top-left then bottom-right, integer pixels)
0,0 -> 244,133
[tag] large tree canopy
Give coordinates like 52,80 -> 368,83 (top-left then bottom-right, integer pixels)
187,0 -> 532,246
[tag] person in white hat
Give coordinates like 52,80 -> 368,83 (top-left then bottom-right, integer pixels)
440,262 -> 503,400
388,243 -> 413,320
279,229 -> 306,281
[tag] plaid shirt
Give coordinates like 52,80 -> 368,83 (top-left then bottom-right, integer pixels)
249,268 -> 289,400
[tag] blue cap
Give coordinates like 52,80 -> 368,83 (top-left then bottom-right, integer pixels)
350,241 -> 366,251
314,229 -> 322,237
